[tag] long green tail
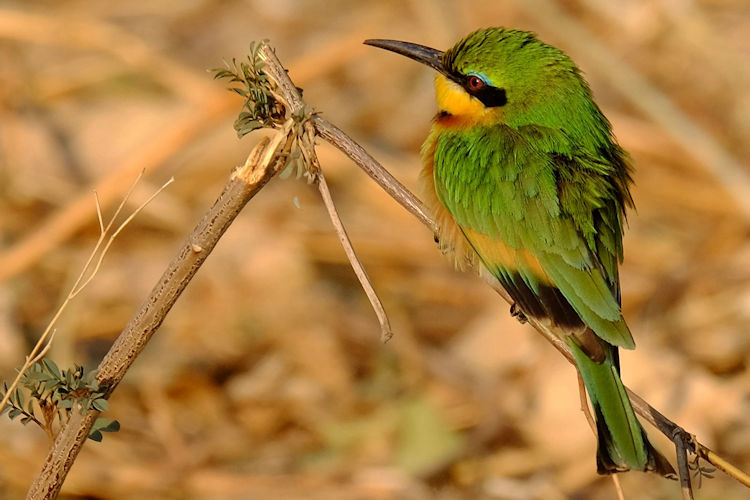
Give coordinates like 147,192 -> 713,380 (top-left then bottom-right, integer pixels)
568,339 -> 675,477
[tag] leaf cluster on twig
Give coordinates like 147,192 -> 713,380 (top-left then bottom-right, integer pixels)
1,359 -> 119,443
213,40 -> 285,137
214,43 -> 318,183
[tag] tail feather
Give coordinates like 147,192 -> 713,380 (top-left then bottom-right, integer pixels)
568,338 -> 676,478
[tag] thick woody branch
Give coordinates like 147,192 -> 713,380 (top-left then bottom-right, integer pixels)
26,132 -> 293,499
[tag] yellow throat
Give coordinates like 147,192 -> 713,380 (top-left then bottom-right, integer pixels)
433,74 -> 500,126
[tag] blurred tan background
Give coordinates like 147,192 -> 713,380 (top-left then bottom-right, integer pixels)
1,1 -> 749,499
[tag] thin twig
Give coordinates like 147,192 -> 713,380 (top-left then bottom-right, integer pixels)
673,429 -> 695,500
576,373 -> 598,436
694,441 -> 750,489
313,117 -> 436,234
257,46 -> 305,114
72,177 -> 175,296
316,167 -> 393,342
0,93 -> 235,284
612,473 -> 625,500
1,172 -> 160,415
69,171 -> 145,297
94,192 -> 104,233
260,44 -> 395,342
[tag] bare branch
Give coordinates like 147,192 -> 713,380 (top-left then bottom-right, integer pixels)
94,192 -> 104,234
72,177 -> 175,296
313,117 -> 436,234
673,429 -> 695,500
694,440 -> 750,489
258,44 -> 395,341
26,131 -> 294,500
315,167 -> 393,342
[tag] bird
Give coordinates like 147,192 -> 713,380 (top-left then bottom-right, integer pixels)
365,28 -> 675,477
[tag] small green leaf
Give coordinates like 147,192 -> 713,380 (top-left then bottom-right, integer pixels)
91,398 -> 108,411
95,418 -> 120,433
87,418 -> 120,441
43,359 -> 62,380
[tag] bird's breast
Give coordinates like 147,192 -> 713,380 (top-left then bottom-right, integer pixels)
419,128 -> 475,269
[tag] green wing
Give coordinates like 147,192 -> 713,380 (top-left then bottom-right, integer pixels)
433,123 -> 634,348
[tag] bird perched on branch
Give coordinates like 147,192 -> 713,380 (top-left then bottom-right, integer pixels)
365,28 -> 675,477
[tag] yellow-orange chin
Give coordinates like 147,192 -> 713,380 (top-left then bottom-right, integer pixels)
433,74 -> 502,128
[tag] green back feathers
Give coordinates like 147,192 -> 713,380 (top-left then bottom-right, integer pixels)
432,123 -> 634,348
430,29 -> 635,348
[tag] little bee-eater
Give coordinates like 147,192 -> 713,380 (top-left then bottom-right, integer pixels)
365,28 -> 675,476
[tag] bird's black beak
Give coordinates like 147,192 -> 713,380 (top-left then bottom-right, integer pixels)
364,39 -> 448,77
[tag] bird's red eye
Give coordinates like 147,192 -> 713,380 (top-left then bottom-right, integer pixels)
467,75 -> 484,91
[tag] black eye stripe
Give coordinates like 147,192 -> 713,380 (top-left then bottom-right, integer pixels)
448,72 -> 507,107
462,75 -> 507,107
444,67 -> 508,108
474,86 -> 507,107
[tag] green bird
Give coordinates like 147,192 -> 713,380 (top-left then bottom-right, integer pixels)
365,28 -> 675,476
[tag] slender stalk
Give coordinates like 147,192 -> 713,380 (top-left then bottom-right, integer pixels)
313,117 -> 436,234
674,429 -> 695,500
695,442 -> 750,488
315,168 -> 393,342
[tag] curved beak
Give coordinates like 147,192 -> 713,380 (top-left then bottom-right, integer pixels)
364,39 -> 448,77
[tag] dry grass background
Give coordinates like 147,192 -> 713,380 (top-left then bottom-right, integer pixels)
1,0 -> 749,498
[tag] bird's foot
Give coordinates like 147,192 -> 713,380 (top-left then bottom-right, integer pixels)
510,303 -> 528,323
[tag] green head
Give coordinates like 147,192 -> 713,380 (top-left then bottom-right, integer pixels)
366,28 -> 611,143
